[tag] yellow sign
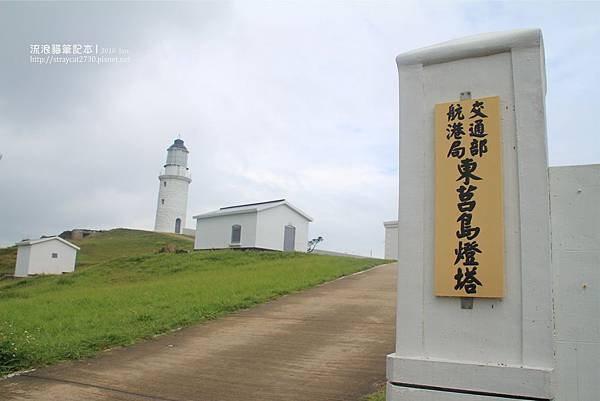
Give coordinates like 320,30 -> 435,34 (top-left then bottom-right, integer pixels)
434,96 -> 504,298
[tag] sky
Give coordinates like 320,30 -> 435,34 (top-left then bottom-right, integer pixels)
0,1 -> 598,256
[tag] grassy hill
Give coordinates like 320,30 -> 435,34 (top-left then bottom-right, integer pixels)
0,229 -> 385,375
0,228 -> 194,276
69,228 -> 195,268
0,247 -> 17,277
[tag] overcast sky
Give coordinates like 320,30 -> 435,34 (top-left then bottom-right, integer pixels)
1,1 -> 598,256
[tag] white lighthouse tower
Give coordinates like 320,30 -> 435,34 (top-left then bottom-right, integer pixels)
154,138 -> 191,234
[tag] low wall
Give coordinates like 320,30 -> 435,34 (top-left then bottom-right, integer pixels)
182,228 -> 195,237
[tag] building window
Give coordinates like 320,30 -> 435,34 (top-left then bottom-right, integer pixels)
51,253 -> 58,258
164,181 -> 167,187
231,225 -> 241,244
161,199 -> 165,205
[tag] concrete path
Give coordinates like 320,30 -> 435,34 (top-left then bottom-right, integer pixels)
1,263 -> 397,401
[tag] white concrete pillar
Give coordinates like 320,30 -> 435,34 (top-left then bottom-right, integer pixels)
387,29 -> 554,400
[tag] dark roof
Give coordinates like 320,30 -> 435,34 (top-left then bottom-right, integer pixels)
220,199 -> 285,210
168,139 -> 188,152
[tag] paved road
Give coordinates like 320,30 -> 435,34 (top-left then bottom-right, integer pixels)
1,263 -> 396,401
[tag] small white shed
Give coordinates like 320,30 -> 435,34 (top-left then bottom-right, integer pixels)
383,220 -> 399,260
14,237 -> 80,277
193,199 -> 313,252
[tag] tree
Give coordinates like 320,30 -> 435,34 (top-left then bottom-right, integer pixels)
307,236 -> 323,253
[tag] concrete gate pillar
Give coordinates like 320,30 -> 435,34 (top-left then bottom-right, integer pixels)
387,29 -> 554,400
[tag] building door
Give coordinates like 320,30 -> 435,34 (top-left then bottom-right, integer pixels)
283,225 -> 296,251
175,218 -> 181,234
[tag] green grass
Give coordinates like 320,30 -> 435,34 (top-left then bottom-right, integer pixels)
0,228 -> 194,277
0,229 -> 384,375
69,228 -> 195,268
363,388 -> 385,401
0,246 -> 17,277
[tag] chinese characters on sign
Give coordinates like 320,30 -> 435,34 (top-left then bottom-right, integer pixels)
435,96 -> 504,298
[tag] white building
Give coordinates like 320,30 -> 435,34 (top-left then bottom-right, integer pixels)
193,199 -> 312,252
154,138 -> 191,234
14,237 -> 80,277
383,220 -> 398,260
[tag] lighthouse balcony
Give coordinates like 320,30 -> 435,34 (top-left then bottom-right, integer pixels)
159,166 -> 192,181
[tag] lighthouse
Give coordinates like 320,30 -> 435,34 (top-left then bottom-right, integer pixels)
154,138 -> 191,234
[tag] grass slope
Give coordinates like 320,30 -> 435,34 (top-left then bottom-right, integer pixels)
364,388 -> 385,401
69,228 -> 194,268
0,228 -> 194,276
0,230 -> 384,375
0,247 -> 17,277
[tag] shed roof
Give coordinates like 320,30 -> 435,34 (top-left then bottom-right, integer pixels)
193,199 -> 313,221
16,236 -> 81,250
220,199 -> 286,210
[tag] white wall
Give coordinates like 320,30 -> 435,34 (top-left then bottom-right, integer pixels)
14,245 -> 31,277
412,50 -> 524,363
155,176 -> 190,233
255,205 -> 310,252
182,228 -> 196,237
384,222 -> 398,260
15,240 -> 77,277
550,164 -> 600,401
194,212 -> 257,250
395,50 -> 525,363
